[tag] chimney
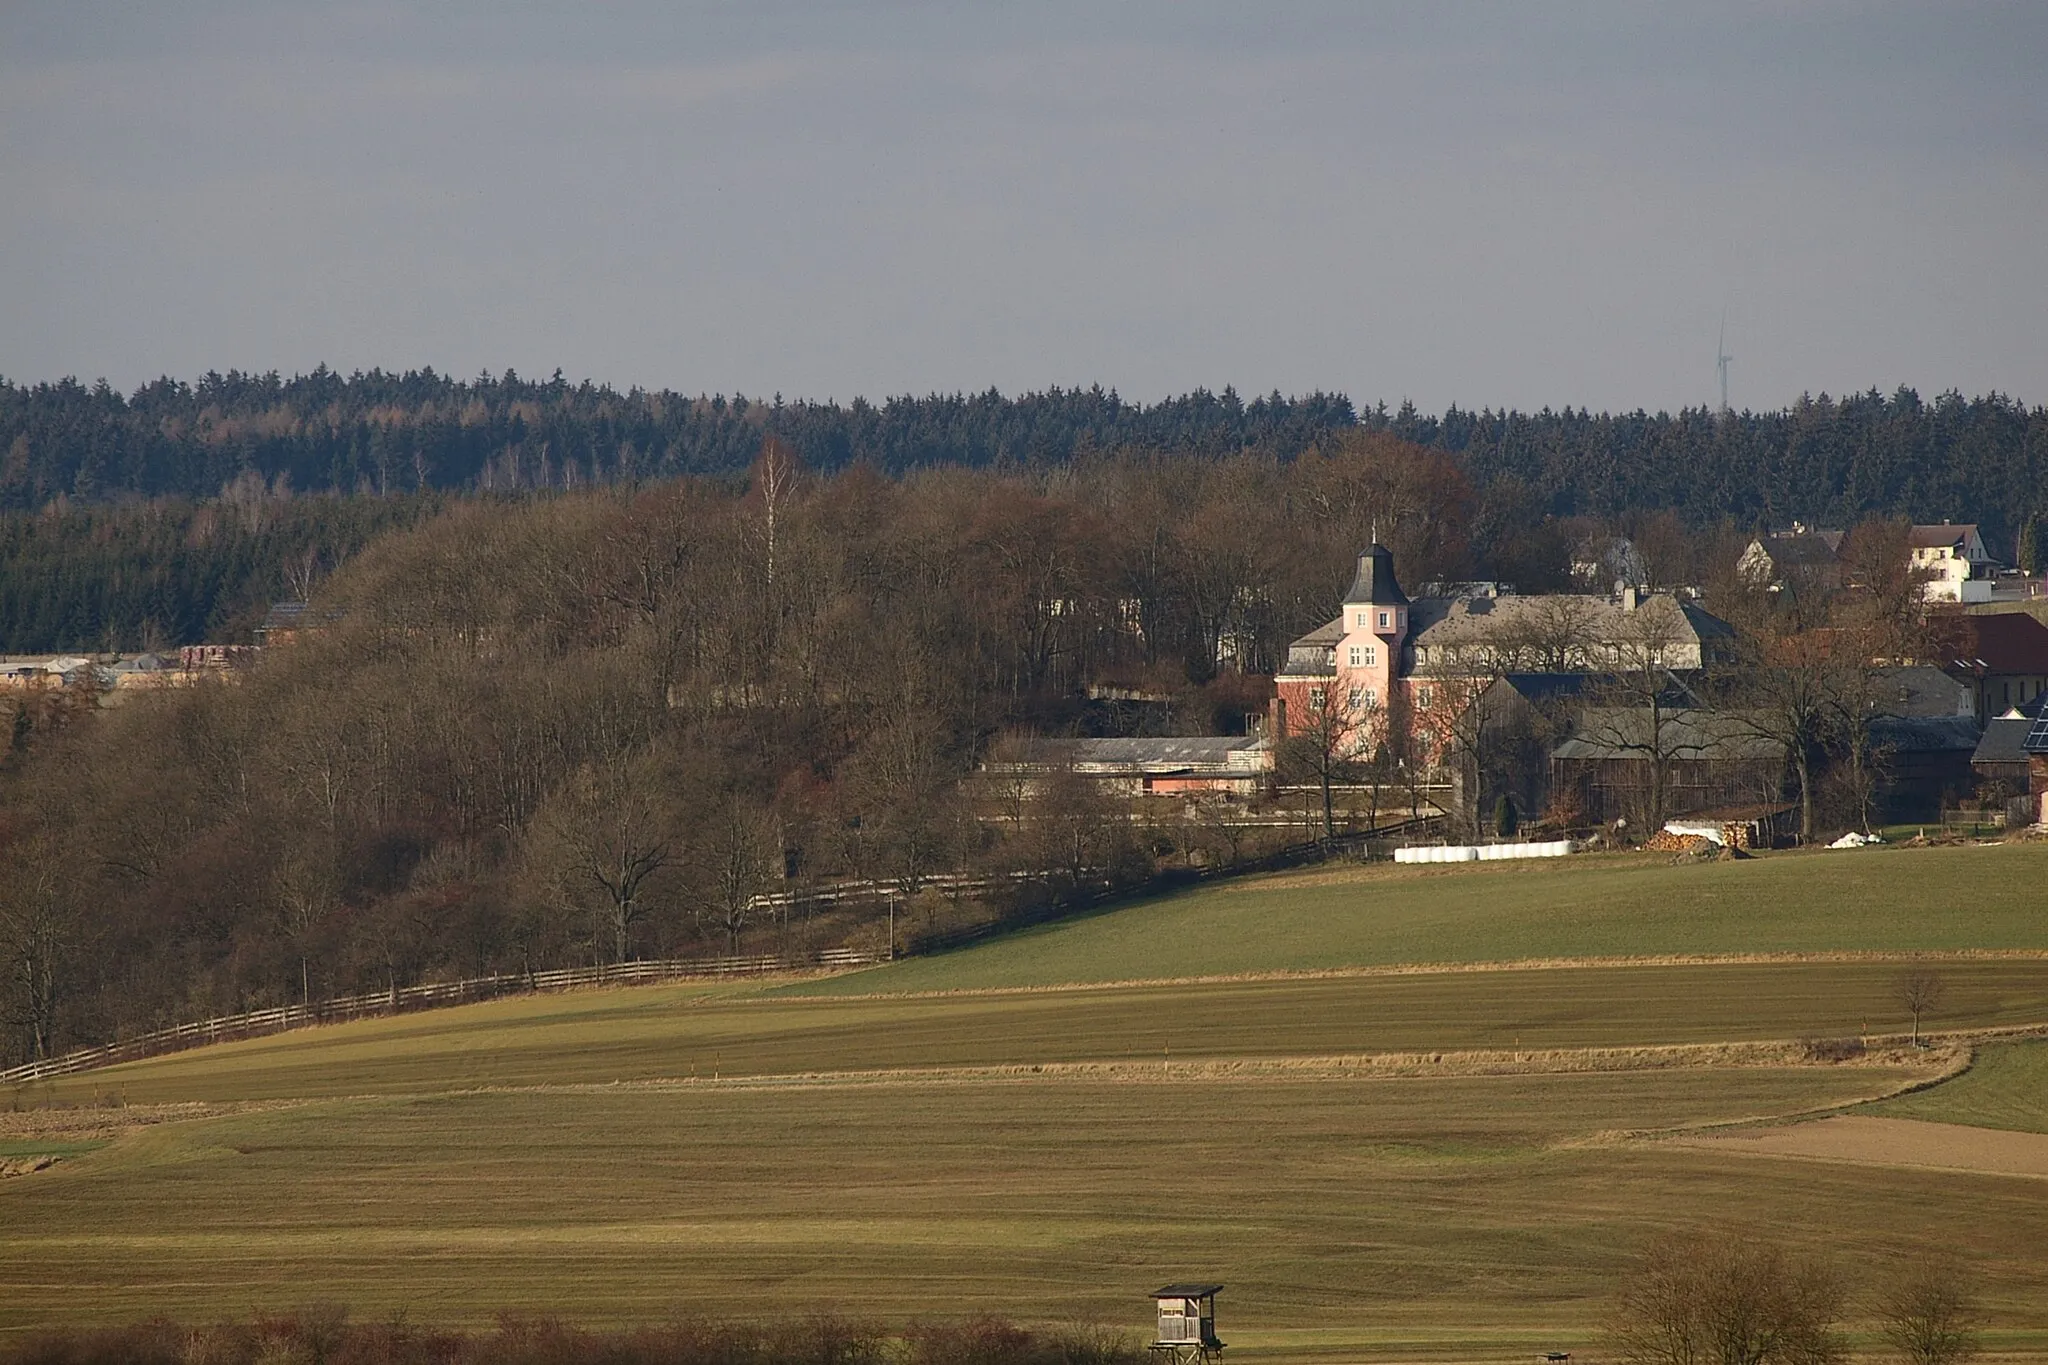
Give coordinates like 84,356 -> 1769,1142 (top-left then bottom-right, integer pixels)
1621,585 -> 1639,612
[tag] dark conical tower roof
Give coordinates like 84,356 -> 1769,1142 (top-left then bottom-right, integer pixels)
1342,544 -> 1409,607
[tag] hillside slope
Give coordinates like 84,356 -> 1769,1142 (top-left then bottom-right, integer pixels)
789,845 -> 2048,994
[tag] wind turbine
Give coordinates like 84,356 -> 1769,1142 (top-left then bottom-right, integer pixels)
1716,310 -> 1733,416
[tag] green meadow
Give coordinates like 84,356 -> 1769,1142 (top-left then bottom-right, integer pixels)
16,959 -> 2048,1107
1870,1038 -> 2048,1133
792,844 -> 2048,993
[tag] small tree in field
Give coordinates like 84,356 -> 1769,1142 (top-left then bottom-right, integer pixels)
1896,968 -> 1946,1045
1608,1229 -> 1844,1365
1880,1258 -> 1981,1365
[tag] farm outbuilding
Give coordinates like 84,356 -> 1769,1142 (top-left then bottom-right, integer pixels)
1549,709 -> 1785,826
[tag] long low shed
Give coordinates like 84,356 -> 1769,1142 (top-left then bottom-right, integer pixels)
1394,840 -> 1574,864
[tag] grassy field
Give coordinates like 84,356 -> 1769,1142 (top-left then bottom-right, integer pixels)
12,1067 -> 2047,1354
5,843 -> 2048,1360
791,844 -> 2048,994
17,958 -> 2048,1106
1869,1039 -> 2048,1133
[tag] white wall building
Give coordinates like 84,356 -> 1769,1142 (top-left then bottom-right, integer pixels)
1911,523 -> 1993,603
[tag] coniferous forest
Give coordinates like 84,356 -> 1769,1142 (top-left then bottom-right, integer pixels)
1,371 -> 2040,527
0,371 -> 2041,655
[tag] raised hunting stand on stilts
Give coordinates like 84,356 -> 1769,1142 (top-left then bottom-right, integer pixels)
1150,1284 -> 1224,1365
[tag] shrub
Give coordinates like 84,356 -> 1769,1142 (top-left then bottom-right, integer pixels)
0,1312 -> 1129,1365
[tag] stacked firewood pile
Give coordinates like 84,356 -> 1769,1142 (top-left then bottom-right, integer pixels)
1641,830 -> 1719,854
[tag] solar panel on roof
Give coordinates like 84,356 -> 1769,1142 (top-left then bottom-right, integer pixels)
2024,712 -> 2048,753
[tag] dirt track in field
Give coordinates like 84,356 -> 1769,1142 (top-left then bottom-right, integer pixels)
1672,1114 -> 2048,1178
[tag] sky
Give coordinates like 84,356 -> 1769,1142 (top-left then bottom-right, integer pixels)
2,1 -> 2044,414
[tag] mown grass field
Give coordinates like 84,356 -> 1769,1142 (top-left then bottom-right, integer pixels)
792,844 -> 2048,994
11,1068 -> 2046,1355
5,843 -> 2048,1360
19,959 -> 2048,1106
1870,1038 -> 2048,1133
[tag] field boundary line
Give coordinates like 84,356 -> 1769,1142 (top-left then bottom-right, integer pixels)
796,948 -> 2048,1002
1584,1040 -> 1987,1147
321,1035 -> 2016,1100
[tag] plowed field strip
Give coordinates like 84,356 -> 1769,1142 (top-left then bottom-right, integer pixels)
1670,1115 -> 2048,1178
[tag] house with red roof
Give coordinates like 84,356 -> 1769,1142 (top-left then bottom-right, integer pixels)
1925,611 -> 2048,721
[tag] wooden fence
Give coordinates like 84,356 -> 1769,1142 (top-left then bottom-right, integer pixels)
3,812 -> 1441,1088
0,946 -> 880,1086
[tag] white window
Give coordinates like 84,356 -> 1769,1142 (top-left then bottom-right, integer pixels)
1309,686 -> 1326,710
1348,686 -> 1364,709
1377,610 -> 1390,630
1416,685 -> 1433,710
1362,687 -> 1378,706
1356,611 -> 1369,629
1361,646 -> 1376,667
1348,647 -> 1362,667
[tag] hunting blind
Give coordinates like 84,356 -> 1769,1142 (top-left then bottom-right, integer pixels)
1150,1283 -> 1223,1365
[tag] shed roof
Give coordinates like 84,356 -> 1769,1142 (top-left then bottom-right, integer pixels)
1974,716 -> 2034,767
1868,715 -> 1981,754
1551,709 -> 1785,762
997,737 -> 1266,774
1154,1284 -> 1224,1299
261,600 -> 345,632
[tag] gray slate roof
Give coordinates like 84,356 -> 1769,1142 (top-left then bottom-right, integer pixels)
1973,716 -> 2033,767
1408,592 -> 1733,673
1551,709 -> 1784,762
1873,665 -> 1975,719
1868,715 -> 1981,754
1341,545 -> 1409,607
1750,530 -> 1844,566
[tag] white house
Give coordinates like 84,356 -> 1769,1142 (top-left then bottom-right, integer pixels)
1911,523 -> 1993,603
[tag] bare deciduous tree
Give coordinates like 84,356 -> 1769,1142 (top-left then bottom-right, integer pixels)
1277,686 -> 1376,844
1576,605 -> 1705,833
685,792 -> 782,957
526,750 -> 678,966
1608,1229 -> 1845,1365
1879,1257 -> 1981,1365
1896,968 -> 1946,1045
0,833 -> 71,1061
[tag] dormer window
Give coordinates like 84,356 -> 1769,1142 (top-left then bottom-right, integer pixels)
1377,610 -> 1391,630
1356,611 -> 1370,629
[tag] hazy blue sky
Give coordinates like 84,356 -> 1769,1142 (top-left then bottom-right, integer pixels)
3,2 -> 2043,412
